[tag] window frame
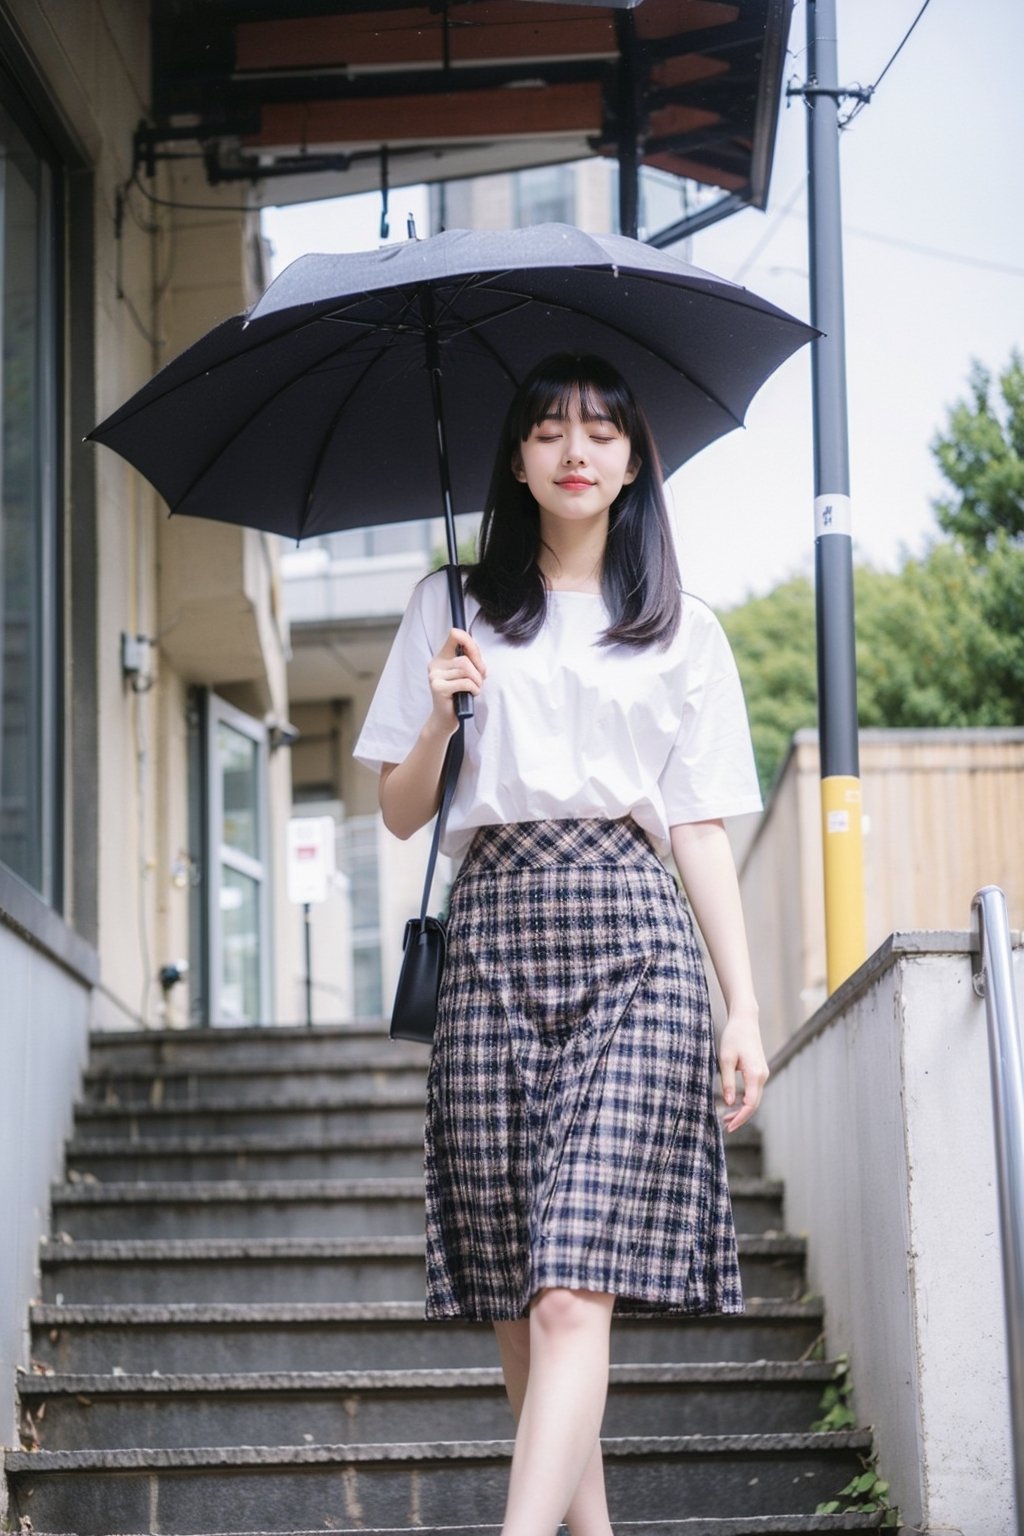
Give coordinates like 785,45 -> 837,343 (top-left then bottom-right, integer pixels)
204,691 -> 273,1025
0,50 -> 66,912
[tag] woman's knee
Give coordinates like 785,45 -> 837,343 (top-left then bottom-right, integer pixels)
530,1287 -> 614,1339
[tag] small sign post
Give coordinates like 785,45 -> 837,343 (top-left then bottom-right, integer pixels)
286,817 -> 336,1029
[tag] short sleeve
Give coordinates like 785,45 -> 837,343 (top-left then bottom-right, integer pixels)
658,604 -> 763,825
352,572 -> 450,774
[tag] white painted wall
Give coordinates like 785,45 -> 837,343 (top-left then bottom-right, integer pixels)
0,928 -> 91,1446
758,932 -> 1022,1535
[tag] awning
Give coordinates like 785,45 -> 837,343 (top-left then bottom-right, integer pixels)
143,0 -> 792,241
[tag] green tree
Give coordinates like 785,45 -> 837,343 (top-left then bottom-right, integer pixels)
721,538 -> 1024,793
931,351 -> 1024,551
718,577 -> 817,794
855,540 -> 1023,728
721,353 -> 1024,793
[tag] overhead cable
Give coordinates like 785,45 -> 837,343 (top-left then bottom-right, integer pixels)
840,0 -> 934,127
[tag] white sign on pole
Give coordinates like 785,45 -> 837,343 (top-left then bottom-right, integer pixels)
287,817 -> 336,905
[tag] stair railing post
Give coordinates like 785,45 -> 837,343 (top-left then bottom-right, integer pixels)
972,884 -> 1024,1534
303,901 -> 313,1030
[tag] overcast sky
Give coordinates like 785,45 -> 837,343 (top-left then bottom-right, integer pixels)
262,0 -> 1024,610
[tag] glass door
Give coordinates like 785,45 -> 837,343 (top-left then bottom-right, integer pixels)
206,694 -> 271,1024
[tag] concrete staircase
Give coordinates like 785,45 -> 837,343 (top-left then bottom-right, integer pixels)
5,1023 -> 892,1534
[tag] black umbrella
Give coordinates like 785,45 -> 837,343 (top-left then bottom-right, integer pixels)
90,224 -> 816,715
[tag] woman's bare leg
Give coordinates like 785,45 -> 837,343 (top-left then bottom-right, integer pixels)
493,1289 -> 615,1536
494,1319 -> 614,1536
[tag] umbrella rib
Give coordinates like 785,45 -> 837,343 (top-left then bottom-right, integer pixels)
476,278 -> 747,429
165,325 -> 390,516
319,296 -> 534,342
92,310 -> 357,437
295,328 -> 410,540
293,286 -> 426,537
438,313 -> 522,393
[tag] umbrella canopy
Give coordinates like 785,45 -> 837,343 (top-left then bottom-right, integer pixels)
89,224 -> 816,544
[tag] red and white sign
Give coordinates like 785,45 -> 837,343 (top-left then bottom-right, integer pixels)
286,817 -> 337,905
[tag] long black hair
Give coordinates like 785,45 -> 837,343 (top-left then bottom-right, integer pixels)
466,353 -> 682,649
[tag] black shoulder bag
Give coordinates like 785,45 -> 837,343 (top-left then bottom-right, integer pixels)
389,722 -> 464,1045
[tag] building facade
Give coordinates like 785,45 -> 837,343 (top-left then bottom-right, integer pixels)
0,0 -> 303,1442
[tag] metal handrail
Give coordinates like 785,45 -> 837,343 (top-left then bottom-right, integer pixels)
971,885 -> 1024,1535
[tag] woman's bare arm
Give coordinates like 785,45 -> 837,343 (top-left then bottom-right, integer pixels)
669,818 -> 769,1132
378,626 -> 486,839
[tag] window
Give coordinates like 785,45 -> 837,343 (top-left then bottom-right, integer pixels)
340,814 -> 382,1019
0,90 -> 60,900
513,164 -> 575,227
205,694 -> 272,1024
320,521 -> 434,560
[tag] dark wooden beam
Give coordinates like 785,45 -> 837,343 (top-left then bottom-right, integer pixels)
252,79 -> 604,144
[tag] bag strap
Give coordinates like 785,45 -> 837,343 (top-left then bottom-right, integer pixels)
418,722 -> 464,924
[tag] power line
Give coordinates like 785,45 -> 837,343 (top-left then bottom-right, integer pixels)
740,200 -> 1024,283
733,179 -> 805,283
843,223 -> 1024,278
840,0 -> 934,127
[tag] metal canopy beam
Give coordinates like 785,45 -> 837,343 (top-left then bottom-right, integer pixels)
144,0 -> 794,240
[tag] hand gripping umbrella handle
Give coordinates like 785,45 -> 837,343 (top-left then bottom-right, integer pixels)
424,284 -> 474,722
444,562 -> 475,722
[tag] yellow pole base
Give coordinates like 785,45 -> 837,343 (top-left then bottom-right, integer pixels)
821,775 -> 867,993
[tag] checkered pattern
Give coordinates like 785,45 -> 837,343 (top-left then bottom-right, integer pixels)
424,818 -> 744,1321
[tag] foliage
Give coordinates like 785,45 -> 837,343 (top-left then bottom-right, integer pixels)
431,538 -> 479,571
815,1462 -> 899,1525
931,351 -> 1024,552
811,1353 -> 857,1433
855,536 -> 1024,730
810,1360 -> 898,1523
717,578 -> 818,795
720,536 -> 1024,794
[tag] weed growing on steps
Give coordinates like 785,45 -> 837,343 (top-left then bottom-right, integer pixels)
816,1463 -> 899,1525
813,1354 -> 899,1526
811,1352 -> 856,1432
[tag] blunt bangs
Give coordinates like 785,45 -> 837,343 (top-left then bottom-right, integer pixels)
513,355 -> 637,442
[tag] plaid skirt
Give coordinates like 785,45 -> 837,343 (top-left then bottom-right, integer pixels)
423,817 -> 743,1321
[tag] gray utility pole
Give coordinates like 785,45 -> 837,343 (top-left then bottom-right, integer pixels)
793,0 -> 868,990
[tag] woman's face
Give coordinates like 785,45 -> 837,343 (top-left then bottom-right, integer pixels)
513,392 -> 639,524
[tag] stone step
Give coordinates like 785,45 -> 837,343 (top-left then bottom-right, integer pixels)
39,1233 -> 806,1305
3,1430 -> 875,1534
50,1178 -> 429,1241
49,1176 -> 785,1242
30,1299 -> 825,1375
86,1023 -> 417,1072
81,1060 -> 428,1107
13,1523 -> 892,1536
72,1096 -> 430,1140
63,1133 -> 427,1184
61,1127 -> 765,1183
18,1361 -> 839,1449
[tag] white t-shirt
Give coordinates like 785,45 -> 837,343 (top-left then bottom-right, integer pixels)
353,569 -> 763,859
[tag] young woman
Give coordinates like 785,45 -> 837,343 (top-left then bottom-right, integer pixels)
354,353 -> 769,1536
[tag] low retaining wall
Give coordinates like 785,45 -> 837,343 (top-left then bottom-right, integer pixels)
758,931 -> 1022,1535
0,923 -> 92,1450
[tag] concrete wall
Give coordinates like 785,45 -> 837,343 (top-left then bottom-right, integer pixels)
0,926 -> 92,1445
759,931 -> 1022,1534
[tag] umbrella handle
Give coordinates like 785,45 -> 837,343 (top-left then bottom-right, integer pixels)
445,562 -> 475,721
423,287 -> 475,722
